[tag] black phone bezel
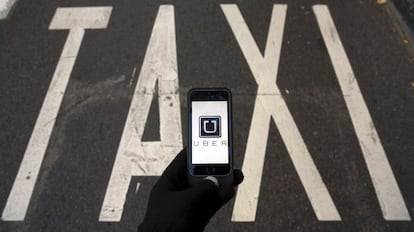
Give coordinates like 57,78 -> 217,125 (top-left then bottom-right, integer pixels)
188,88 -> 233,176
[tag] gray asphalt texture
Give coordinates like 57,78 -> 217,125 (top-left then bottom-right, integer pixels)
1,0 -> 414,231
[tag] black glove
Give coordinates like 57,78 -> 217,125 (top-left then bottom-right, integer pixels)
138,149 -> 244,232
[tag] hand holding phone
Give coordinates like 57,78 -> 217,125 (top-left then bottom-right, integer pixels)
138,150 -> 243,232
187,88 -> 233,186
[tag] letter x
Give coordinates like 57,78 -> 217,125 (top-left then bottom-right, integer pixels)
221,4 -> 341,221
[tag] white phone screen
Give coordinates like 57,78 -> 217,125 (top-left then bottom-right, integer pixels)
191,101 -> 229,164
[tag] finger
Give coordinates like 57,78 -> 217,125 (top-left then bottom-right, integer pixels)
233,169 -> 244,187
206,170 -> 243,215
157,149 -> 189,190
185,177 -> 218,204
162,149 -> 187,178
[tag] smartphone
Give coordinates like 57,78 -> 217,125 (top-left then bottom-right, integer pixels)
187,88 -> 233,186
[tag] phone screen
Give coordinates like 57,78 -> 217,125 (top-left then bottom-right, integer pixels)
191,100 -> 229,164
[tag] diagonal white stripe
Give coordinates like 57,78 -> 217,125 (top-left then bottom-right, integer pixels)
313,4 -> 410,221
0,0 -> 17,20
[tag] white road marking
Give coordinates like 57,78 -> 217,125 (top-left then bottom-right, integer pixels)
99,5 -> 182,222
1,7 -> 112,221
135,183 -> 140,193
131,67 -> 137,78
222,4 -> 341,222
313,5 -> 411,221
0,0 -> 17,20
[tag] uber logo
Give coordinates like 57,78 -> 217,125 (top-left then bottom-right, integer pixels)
199,116 -> 221,138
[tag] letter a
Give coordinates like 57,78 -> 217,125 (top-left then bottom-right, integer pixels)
99,5 -> 182,222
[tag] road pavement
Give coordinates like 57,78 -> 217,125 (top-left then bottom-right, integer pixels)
1,0 -> 413,231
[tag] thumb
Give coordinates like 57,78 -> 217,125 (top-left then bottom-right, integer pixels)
185,177 -> 219,204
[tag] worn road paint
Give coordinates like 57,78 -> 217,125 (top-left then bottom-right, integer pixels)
0,0 -> 17,20
313,5 -> 411,221
222,4 -> 341,222
1,7 -> 112,221
99,5 -> 182,222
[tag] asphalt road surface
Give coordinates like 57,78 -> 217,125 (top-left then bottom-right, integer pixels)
1,0 -> 414,231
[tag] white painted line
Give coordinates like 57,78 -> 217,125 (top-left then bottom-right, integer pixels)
99,5 -> 182,222
131,67 -> 137,78
222,4 -> 341,222
313,5 -> 411,221
1,7 -> 112,221
135,183 -> 140,193
48,7 -> 112,29
0,0 -> 17,20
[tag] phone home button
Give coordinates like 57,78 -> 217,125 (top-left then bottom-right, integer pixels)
206,167 -> 215,175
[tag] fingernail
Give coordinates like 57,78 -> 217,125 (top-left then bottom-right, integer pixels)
204,176 -> 219,187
